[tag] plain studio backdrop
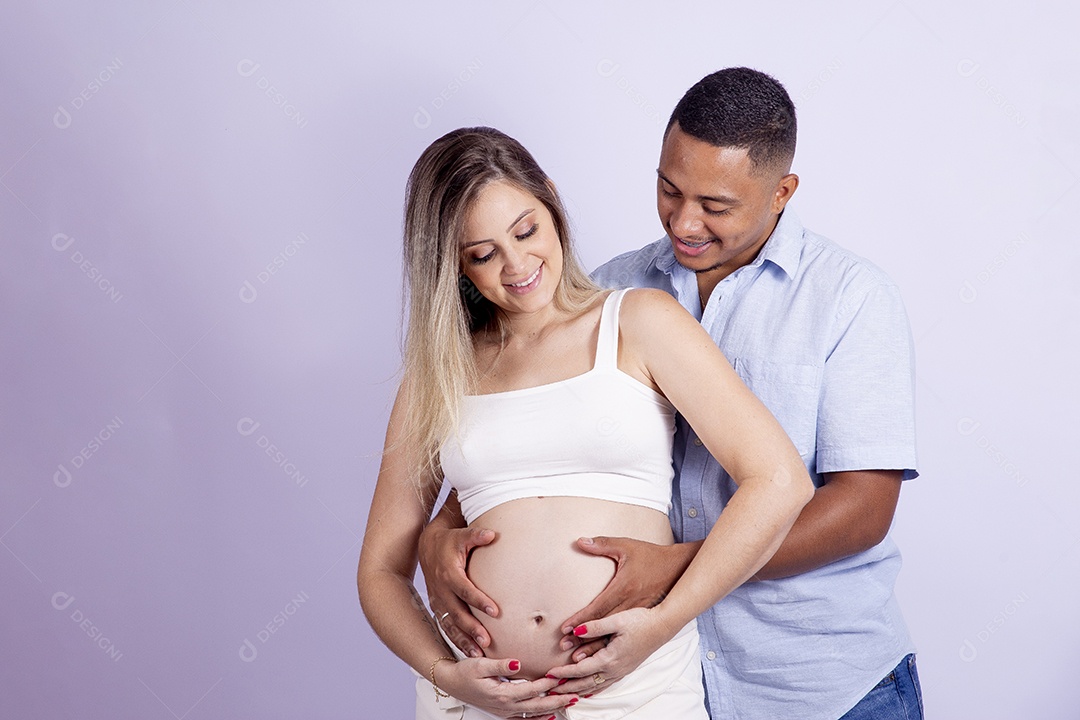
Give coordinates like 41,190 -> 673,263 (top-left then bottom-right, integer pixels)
1,1 -> 1076,718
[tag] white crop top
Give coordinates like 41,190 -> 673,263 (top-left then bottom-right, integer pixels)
440,288 -> 677,524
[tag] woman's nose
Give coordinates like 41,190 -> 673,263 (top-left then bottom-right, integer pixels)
502,244 -> 528,274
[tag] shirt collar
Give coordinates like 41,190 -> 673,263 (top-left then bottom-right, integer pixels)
651,208 -> 804,280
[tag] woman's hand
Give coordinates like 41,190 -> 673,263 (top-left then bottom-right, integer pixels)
542,607 -> 678,696
438,656 -> 577,719
556,537 -> 703,660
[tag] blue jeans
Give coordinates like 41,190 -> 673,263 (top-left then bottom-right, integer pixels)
839,654 -> 923,720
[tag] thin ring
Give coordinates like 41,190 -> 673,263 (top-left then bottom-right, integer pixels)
593,672 -> 606,685
438,612 -> 450,622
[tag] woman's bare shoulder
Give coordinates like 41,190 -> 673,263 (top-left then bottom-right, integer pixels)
618,287 -> 693,335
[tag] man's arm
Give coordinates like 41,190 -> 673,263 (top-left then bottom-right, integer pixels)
751,469 -> 901,579
559,469 -> 901,656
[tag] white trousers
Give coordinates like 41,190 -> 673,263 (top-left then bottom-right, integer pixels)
415,621 -> 708,720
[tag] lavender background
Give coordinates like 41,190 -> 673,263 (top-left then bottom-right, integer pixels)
2,1 -> 1076,718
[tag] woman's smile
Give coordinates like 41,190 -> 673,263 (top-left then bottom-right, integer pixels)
503,263 -> 543,294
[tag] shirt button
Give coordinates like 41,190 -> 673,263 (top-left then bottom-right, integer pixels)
687,507 -> 698,518
706,650 -> 717,660
693,437 -> 703,446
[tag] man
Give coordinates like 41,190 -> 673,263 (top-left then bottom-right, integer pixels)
420,67 -> 921,719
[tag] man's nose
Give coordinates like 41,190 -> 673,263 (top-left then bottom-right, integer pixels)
670,202 -> 703,236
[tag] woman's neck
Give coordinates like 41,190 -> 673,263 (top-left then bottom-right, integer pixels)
496,304 -> 568,345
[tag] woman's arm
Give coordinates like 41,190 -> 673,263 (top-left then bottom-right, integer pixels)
547,289 -> 815,686
357,381 -> 454,675
357,380 -> 571,716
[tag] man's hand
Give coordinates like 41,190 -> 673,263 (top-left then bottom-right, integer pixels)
556,537 -> 702,661
417,518 -> 498,658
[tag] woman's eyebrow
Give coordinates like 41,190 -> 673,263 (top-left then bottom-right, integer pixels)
504,208 -> 533,232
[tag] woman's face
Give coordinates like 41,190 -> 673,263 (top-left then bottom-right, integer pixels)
460,180 -> 563,318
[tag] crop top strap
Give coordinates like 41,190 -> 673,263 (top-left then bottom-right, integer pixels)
593,288 -> 630,370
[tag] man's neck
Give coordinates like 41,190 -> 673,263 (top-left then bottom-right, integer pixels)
695,265 -> 736,311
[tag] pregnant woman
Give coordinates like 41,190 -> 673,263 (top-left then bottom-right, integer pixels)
357,127 -> 813,719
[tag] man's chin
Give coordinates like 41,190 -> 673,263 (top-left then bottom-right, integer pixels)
671,245 -> 727,274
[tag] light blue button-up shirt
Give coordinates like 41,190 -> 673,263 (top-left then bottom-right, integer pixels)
592,209 -> 918,720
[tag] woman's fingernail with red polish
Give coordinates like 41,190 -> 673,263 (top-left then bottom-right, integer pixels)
545,674 -> 557,679
508,660 -> 520,672
573,624 -> 587,636
558,678 -> 568,685
584,693 -> 593,698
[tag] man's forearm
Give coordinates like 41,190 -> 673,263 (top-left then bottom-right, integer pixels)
668,471 -> 903,584
750,470 -> 902,581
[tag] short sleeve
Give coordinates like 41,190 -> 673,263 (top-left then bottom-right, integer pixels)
816,280 -> 918,479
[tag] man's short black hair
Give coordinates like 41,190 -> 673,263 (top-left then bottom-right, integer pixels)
665,67 -> 797,175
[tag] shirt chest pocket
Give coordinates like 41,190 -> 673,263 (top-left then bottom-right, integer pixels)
732,358 -> 821,457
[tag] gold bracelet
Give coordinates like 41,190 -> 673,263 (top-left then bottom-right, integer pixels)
429,656 -> 454,702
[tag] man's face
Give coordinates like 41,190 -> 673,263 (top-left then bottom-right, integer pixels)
656,123 -> 796,279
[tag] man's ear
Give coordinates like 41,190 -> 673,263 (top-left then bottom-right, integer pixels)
771,173 -> 799,214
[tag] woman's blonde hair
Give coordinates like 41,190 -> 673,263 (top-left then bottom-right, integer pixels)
400,127 -> 598,489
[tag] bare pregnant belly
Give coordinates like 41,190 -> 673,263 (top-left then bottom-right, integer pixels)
466,496 -> 673,679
